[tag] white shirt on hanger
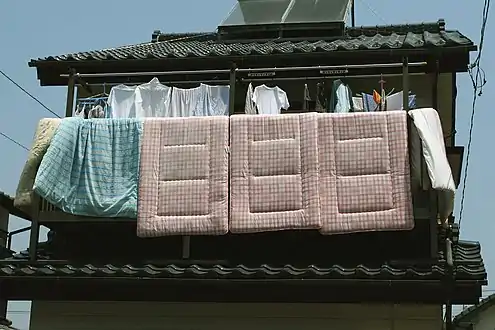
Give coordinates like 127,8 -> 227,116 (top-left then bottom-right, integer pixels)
252,84 -> 290,115
107,84 -> 138,118
135,77 -> 172,117
107,78 -> 172,118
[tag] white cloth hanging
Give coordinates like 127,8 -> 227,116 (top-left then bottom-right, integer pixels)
408,108 -> 456,222
195,84 -> 230,116
252,84 -> 290,115
134,77 -> 172,117
108,84 -> 138,118
170,86 -> 202,117
107,78 -> 171,118
245,83 -> 257,114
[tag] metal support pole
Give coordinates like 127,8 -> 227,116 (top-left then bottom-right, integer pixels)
451,73 -> 457,146
60,62 -> 427,79
28,195 -> 41,261
431,60 -> 439,110
229,63 -> 237,115
182,236 -> 190,259
445,235 -> 453,330
402,57 -> 409,111
0,206 -> 9,317
351,0 -> 356,27
65,69 -> 76,118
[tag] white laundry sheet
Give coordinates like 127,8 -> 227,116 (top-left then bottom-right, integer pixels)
408,108 -> 456,222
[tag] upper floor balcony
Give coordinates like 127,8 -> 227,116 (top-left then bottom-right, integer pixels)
13,60 -> 462,261
0,17 -> 485,309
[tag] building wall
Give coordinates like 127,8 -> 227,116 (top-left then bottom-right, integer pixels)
30,301 -> 443,330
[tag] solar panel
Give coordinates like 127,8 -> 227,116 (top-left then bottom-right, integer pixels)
220,0 -> 292,26
284,0 -> 351,24
219,0 -> 351,27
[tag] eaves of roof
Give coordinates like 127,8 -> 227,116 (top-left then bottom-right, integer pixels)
27,21 -> 476,67
0,240 -> 486,282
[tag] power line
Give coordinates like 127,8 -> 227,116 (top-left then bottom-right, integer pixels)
0,69 -> 61,119
0,132 -> 29,151
357,0 -> 388,25
459,0 -> 491,228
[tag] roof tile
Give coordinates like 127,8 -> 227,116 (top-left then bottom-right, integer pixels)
0,241 -> 486,281
28,26 -> 474,66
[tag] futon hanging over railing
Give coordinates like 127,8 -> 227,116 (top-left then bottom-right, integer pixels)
13,109 -> 455,237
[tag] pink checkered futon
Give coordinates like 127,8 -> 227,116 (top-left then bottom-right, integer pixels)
317,111 -> 414,234
137,116 -> 229,237
229,113 -> 321,233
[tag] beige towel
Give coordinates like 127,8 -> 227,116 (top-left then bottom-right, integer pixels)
14,118 -> 61,210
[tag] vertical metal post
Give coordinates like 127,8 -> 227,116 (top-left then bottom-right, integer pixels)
451,73 -> 457,146
402,57 -> 409,111
0,206 -> 9,316
182,236 -> 190,259
29,195 -> 40,261
229,63 -> 237,115
431,60 -> 439,111
65,69 -> 76,118
351,0 -> 356,27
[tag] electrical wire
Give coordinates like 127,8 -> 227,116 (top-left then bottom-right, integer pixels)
459,0 -> 490,228
357,0 -> 388,25
0,132 -> 29,151
0,69 -> 61,118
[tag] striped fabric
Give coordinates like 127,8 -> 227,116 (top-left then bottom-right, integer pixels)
33,117 -> 142,218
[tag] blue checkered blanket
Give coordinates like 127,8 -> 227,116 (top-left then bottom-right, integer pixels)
34,117 -> 143,218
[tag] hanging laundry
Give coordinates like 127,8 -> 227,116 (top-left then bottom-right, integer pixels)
170,85 -> 202,117
244,83 -> 257,114
88,105 -> 105,118
75,96 -> 109,118
134,77 -> 172,117
362,93 -> 379,112
315,82 -> 327,112
373,90 -> 381,106
386,91 -> 417,110
328,80 -> 354,113
195,83 -> 230,116
302,83 -> 312,111
74,105 -> 86,118
108,78 -> 172,118
108,84 -> 140,118
252,84 -> 290,115
352,96 -> 364,111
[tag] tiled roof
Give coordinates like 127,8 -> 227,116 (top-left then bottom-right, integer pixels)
454,293 -> 495,325
28,22 -> 475,65
0,241 -> 486,281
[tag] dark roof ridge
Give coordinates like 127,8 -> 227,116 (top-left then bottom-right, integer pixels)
347,18 -> 445,35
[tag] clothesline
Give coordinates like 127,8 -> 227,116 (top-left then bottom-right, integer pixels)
75,75 -> 417,118
62,61 -> 427,78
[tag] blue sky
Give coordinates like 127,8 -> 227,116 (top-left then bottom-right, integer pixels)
0,1 -> 491,329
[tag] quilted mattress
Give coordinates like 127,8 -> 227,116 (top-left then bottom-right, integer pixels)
137,116 -> 229,237
229,113 -> 321,233
317,111 -> 414,234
